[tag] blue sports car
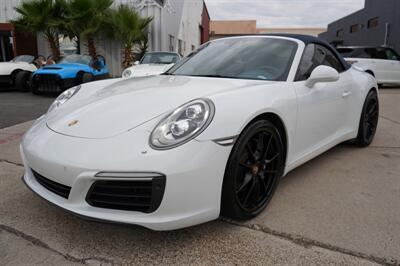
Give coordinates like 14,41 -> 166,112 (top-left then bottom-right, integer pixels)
31,54 -> 109,94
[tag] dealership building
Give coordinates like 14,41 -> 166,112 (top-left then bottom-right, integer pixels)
0,0 -> 210,76
319,0 -> 400,52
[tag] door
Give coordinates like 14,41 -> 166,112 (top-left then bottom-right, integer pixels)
292,43 -> 352,161
384,48 -> 400,83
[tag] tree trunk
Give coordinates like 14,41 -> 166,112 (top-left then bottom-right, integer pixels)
46,33 -> 61,61
87,37 -> 97,59
123,45 -> 133,69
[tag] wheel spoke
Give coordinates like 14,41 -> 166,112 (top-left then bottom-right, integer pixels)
265,152 -> 280,164
262,134 -> 273,160
246,143 -> 257,162
243,179 -> 256,205
236,173 -> 253,193
239,161 -> 252,170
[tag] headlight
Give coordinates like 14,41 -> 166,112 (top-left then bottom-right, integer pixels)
47,85 -> 81,113
150,98 -> 215,150
122,69 -> 132,78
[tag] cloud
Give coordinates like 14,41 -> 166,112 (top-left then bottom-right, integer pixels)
204,0 -> 365,28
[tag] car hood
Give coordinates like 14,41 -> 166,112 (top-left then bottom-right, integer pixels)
129,64 -> 174,77
46,75 -> 275,139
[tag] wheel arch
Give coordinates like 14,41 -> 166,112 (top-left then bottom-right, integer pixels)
244,112 -> 288,168
10,68 -> 23,79
365,70 -> 375,77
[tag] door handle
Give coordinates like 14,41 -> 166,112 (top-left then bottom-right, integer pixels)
342,91 -> 352,98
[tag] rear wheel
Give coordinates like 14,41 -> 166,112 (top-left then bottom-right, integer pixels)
15,71 -> 31,92
221,120 -> 284,220
355,90 -> 379,147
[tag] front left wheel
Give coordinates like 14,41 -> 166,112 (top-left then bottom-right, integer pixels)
221,120 -> 285,220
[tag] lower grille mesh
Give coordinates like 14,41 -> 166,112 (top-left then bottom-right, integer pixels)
86,176 -> 166,213
32,169 -> 71,199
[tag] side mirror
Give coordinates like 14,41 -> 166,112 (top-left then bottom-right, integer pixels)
305,65 -> 339,88
134,61 -> 140,65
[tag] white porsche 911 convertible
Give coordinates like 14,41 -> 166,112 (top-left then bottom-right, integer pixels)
21,35 -> 379,230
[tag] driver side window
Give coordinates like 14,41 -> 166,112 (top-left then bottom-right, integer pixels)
296,44 -> 345,81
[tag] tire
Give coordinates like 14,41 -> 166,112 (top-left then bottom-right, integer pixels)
14,71 -> 31,92
81,73 -> 93,84
354,90 -> 379,147
221,120 -> 285,220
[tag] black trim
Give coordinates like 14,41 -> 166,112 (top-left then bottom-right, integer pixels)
86,176 -> 166,213
31,169 -> 71,199
21,175 -> 148,228
0,75 -> 11,84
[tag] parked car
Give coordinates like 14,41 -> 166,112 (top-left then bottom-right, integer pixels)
31,54 -> 109,94
21,35 -> 378,230
337,46 -> 400,86
0,55 -> 42,91
122,52 -> 180,78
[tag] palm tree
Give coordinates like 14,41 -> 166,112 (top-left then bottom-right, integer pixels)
108,5 -> 152,68
12,0 -> 68,61
64,0 -> 113,58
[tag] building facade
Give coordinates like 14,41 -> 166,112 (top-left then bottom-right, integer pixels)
319,0 -> 400,52
210,20 -> 325,40
0,0 -> 210,76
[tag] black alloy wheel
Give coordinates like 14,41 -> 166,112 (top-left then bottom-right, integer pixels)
221,120 -> 284,220
355,90 -> 379,147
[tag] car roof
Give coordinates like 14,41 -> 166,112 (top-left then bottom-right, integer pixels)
337,46 -> 391,49
264,34 -> 352,70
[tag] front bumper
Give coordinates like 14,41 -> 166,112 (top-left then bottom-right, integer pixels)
31,74 -> 76,93
0,74 -> 12,84
21,118 -> 232,230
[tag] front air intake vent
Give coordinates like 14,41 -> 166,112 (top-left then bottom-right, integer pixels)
86,175 -> 166,213
31,169 -> 71,199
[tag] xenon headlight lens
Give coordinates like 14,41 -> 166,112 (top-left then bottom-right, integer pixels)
150,99 -> 215,150
122,69 -> 132,78
47,85 -> 81,113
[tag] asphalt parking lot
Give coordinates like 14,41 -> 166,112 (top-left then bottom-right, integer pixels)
1,88 -> 399,265
0,87 -> 55,128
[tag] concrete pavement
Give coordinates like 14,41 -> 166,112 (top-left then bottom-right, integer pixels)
0,89 -> 399,265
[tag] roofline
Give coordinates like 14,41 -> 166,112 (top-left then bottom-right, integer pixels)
202,0 -> 210,20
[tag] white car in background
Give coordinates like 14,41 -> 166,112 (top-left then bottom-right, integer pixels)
122,52 -> 181,78
0,55 -> 40,91
337,46 -> 400,86
21,35 -> 378,230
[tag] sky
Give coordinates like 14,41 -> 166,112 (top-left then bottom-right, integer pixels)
204,0 -> 365,28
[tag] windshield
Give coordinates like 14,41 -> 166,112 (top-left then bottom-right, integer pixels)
12,55 -> 34,63
59,54 -> 92,65
166,38 -> 298,81
141,53 -> 180,64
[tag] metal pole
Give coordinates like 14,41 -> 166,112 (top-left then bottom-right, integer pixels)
384,23 -> 390,46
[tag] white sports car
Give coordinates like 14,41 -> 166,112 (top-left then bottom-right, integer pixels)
122,52 -> 180,78
337,46 -> 400,86
21,35 -> 379,230
0,55 -> 39,91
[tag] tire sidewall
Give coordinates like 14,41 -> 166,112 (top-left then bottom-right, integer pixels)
356,90 -> 379,146
221,120 -> 284,219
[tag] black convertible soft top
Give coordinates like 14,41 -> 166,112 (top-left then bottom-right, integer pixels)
265,33 -> 351,71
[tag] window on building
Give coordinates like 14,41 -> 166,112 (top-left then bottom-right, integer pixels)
178,39 -> 183,55
169,35 -> 175,52
367,17 -> 379,28
350,24 -> 359,33
336,29 -> 343,37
